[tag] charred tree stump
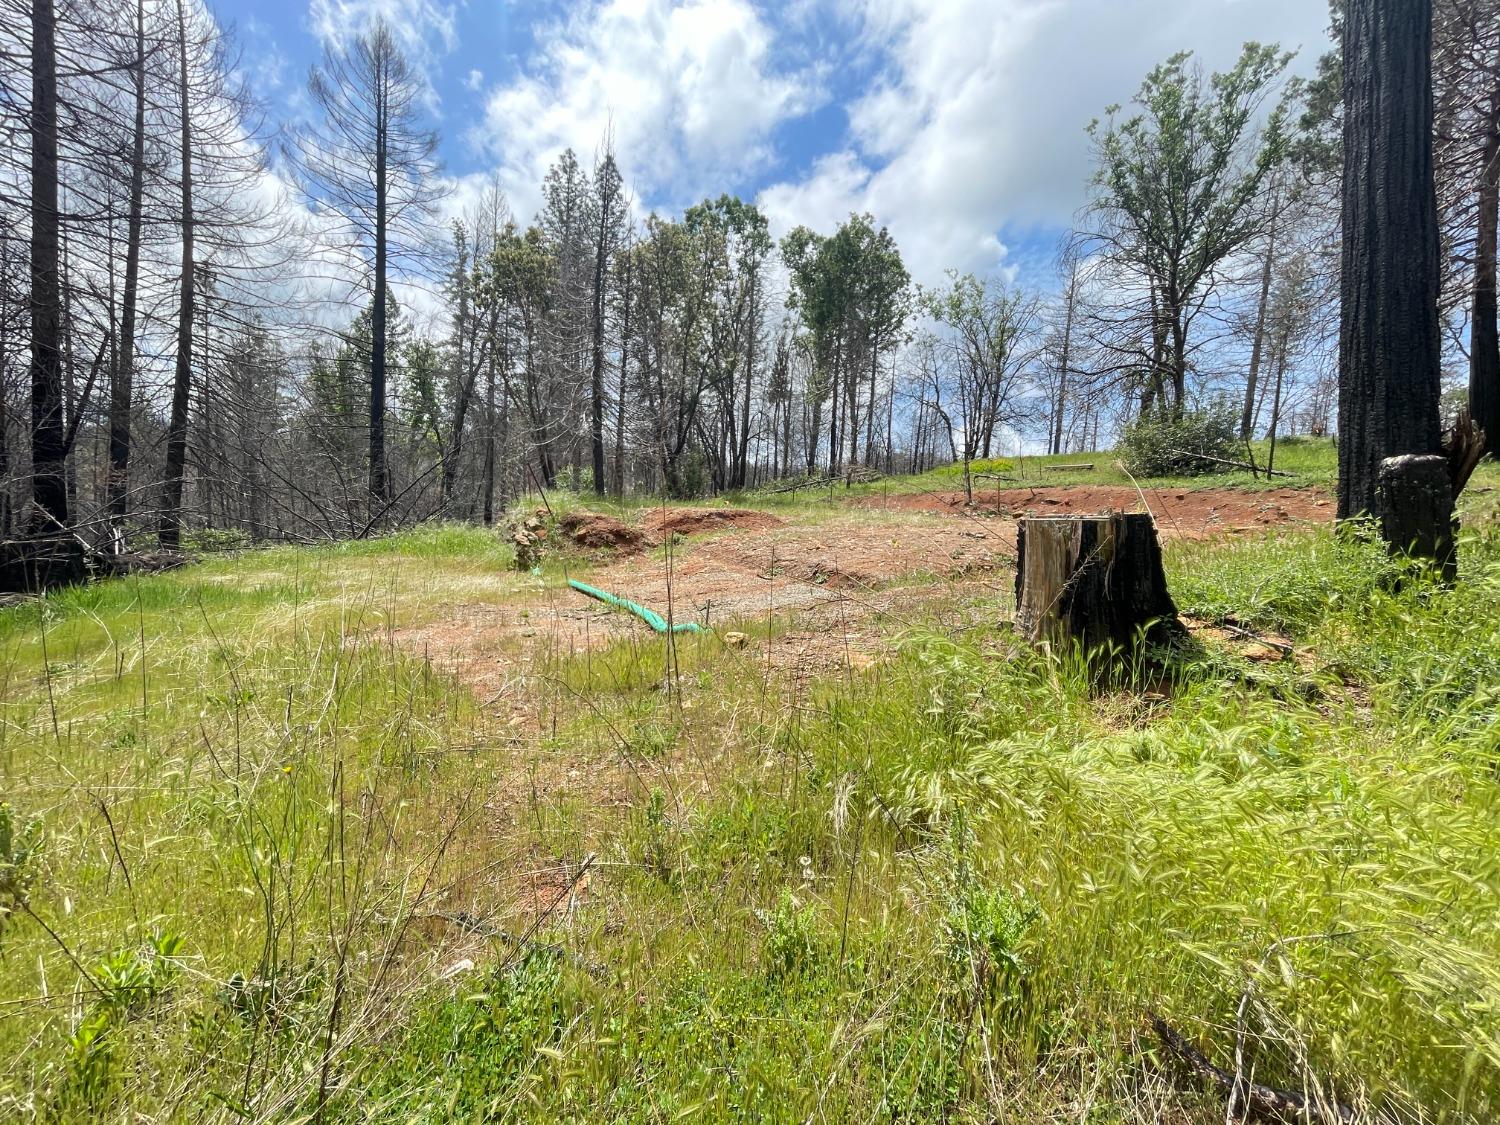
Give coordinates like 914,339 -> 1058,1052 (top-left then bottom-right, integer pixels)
1014,513 -> 1182,652
0,533 -> 86,594
1375,454 -> 1457,582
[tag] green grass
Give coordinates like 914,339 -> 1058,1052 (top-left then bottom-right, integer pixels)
2,470 -> 1498,1122
729,436 -> 1339,507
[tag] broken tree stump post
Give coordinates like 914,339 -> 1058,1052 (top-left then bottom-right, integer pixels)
1375,453 -> 1457,582
1014,512 -> 1182,652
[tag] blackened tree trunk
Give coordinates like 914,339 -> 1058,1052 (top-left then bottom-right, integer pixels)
370,66 -> 390,509
29,0 -> 68,531
441,235 -> 481,511
1014,513 -> 1182,652
110,0 -> 147,538
1377,454 -> 1456,580
590,242 -> 607,495
1471,82 -> 1500,456
159,0 -> 195,550
1338,0 -> 1444,521
613,248 -> 631,496
0,245 -> 10,535
482,338 -> 498,525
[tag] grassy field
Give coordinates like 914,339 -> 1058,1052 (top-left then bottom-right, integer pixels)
728,435 -> 1342,507
2,448 -> 1498,1122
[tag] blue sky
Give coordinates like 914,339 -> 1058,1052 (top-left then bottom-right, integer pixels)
225,0 -> 1335,292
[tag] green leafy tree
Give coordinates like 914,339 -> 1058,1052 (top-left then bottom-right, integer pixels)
781,213 -> 910,473
1084,44 -> 1294,419
477,224 -> 558,486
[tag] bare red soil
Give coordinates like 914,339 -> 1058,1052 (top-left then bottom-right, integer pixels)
859,485 -> 1333,538
640,506 -> 785,537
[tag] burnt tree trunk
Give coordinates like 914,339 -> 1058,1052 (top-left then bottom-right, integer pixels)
29,0 -> 68,531
1014,513 -> 1182,652
1338,0 -> 1444,522
4,0 -> 84,592
368,49 -> 390,509
159,0 -> 194,551
1470,80 -> 1500,458
109,0 -> 147,539
1376,454 -> 1456,581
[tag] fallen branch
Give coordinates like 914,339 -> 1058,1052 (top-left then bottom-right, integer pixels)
1149,1010 -> 1358,1124
1040,462 -> 1093,471
1165,449 -> 1295,477
1189,615 -> 1295,655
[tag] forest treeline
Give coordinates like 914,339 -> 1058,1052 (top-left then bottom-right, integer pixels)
0,0 -> 1496,563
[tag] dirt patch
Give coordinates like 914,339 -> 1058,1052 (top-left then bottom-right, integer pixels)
642,506 -> 785,537
389,512 -> 1009,722
558,511 -> 655,553
860,485 -> 1333,538
603,513 -> 1006,626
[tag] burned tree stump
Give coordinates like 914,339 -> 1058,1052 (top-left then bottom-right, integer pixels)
0,534 -> 86,595
1376,454 -> 1457,582
1014,512 -> 1182,651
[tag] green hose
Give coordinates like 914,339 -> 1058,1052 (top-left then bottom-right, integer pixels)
568,579 -> 703,634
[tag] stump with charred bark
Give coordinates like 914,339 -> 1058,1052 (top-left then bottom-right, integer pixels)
1376,453 -> 1457,582
1014,513 -> 1182,652
0,534 -> 86,594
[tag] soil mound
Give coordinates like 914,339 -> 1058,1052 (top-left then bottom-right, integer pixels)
558,512 -> 655,553
645,507 -> 784,537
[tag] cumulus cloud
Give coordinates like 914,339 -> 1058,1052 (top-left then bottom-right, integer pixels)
471,0 -> 824,222
758,0 -> 1331,287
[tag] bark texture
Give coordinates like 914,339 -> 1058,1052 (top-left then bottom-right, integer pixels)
1338,0 -> 1444,520
1471,82 -> 1500,457
1376,454 -> 1457,581
1014,514 -> 1181,652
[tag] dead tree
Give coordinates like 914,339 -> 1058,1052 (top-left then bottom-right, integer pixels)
1338,0 -> 1453,572
1014,513 -> 1181,652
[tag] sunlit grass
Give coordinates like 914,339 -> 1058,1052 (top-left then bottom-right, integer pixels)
1,480 -> 1497,1121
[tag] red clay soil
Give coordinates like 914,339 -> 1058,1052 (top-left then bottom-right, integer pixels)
860,485 -> 1334,537
640,506 -> 785,537
558,511 -> 655,553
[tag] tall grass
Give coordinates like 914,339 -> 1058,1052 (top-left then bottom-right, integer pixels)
1,505 -> 1497,1121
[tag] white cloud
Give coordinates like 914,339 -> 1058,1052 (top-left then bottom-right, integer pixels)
758,0 -> 1332,287
464,68 -> 484,92
306,0 -> 458,64
471,0 -> 823,223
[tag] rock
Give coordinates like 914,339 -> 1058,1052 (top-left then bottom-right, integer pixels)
722,631 -> 749,648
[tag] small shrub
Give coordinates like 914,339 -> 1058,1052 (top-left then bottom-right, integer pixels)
937,456 -> 1015,477
1119,402 -> 1240,476
182,526 -> 253,552
939,826 -> 1036,997
63,931 -> 185,1110
363,953 -> 566,1119
757,890 -> 824,980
